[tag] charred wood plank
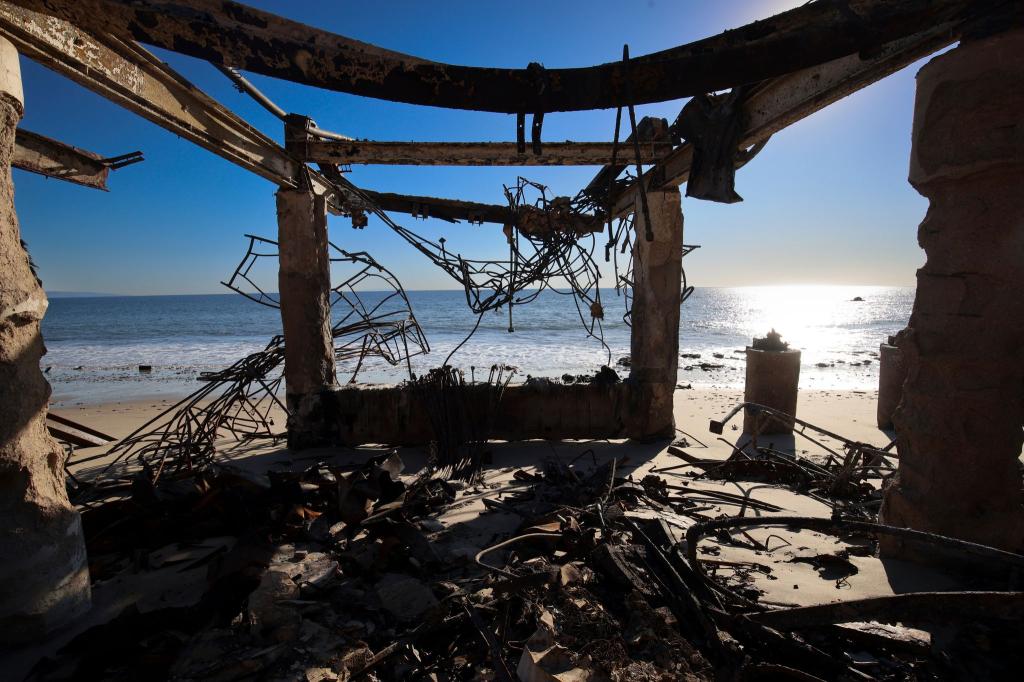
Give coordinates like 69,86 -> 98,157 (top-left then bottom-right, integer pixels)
4,0 -> 1001,113
47,412 -> 116,443
749,591 -> 1024,629
46,425 -> 107,448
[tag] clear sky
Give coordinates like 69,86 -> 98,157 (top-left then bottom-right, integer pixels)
14,0 -> 935,295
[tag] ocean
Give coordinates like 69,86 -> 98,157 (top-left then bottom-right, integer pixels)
42,285 -> 914,405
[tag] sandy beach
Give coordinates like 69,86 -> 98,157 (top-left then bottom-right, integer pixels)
56,387 -> 887,457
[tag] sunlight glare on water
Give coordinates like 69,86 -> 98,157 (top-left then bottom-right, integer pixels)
43,285 -> 914,403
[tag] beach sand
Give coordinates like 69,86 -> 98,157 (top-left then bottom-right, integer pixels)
54,387 -> 887,452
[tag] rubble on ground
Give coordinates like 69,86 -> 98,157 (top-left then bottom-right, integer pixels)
21,416 -> 1024,681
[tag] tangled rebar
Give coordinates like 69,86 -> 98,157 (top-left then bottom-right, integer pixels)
70,243 -> 428,500
223,234 -> 429,379
413,364 -> 515,482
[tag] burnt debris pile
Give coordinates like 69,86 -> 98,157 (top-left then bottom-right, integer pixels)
42,418 -> 1024,680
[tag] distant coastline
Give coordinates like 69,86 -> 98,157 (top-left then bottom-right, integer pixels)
47,291 -> 117,298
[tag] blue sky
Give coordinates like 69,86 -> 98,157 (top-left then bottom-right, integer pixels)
14,0 -> 935,295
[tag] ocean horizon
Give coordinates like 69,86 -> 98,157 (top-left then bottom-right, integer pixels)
42,285 -> 914,405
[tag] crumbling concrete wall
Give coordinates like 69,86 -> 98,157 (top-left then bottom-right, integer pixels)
277,188 -> 336,449
880,28 -> 1024,552
327,381 -> 642,445
629,189 -> 683,438
0,37 -> 90,641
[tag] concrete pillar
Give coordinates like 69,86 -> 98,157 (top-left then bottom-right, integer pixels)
0,37 -> 90,641
743,347 -> 801,434
276,188 -> 336,448
876,339 -> 907,430
880,28 -> 1024,552
628,189 -> 683,438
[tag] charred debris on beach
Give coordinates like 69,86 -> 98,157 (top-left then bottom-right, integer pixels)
2,0 -> 1023,678
40,403 -> 1024,681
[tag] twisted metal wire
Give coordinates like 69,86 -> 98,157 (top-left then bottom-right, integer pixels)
76,242 -> 428,495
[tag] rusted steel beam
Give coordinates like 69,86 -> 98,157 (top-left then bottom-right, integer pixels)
607,23 -> 963,216
12,128 -> 137,190
297,140 -> 666,167
5,0 -> 1001,113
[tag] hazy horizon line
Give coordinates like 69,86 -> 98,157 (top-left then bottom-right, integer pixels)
48,283 -> 916,299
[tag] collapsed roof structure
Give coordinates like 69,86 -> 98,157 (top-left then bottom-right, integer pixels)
0,0 -> 1021,677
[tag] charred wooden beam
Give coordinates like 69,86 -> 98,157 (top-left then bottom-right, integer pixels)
5,0 -> 1002,113
749,591 -> 1024,629
361,190 -> 512,226
296,140 -> 667,167
0,3 -> 362,212
583,117 -> 669,201
360,190 -> 603,234
0,3 -> 304,187
0,10 -> 594,236
607,22 -> 964,216
12,128 -> 141,190
0,5 -> 594,233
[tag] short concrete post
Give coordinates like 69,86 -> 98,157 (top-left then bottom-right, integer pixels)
628,189 -> 683,438
743,345 -> 801,434
0,37 -> 91,642
880,28 -> 1024,552
876,337 -> 906,430
277,188 -> 336,448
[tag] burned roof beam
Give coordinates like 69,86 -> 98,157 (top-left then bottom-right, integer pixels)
5,0 -> 1002,113
0,5 -> 603,236
606,22 -> 964,217
361,191 -> 512,226
360,190 -> 604,235
583,117 -> 669,201
295,140 -> 668,167
12,128 -> 142,190
0,4 -> 351,208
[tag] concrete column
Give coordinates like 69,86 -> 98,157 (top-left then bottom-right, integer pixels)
876,339 -> 906,430
0,37 -> 90,641
880,28 -> 1024,552
743,347 -> 801,434
628,189 -> 683,438
277,188 -> 336,448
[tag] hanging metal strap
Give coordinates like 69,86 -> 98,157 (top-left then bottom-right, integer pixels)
622,45 -> 654,242
604,100 -> 623,262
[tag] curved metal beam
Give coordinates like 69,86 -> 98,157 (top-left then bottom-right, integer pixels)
6,0 -> 997,113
